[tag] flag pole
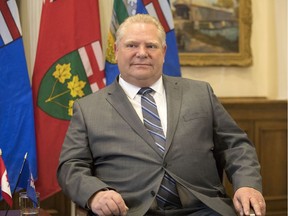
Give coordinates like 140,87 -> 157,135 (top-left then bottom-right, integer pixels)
4,152 -> 28,216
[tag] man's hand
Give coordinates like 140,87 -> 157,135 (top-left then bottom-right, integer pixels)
89,190 -> 129,216
233,187 -> 266,216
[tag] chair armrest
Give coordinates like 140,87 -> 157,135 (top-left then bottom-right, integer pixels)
250,208 -> 256,216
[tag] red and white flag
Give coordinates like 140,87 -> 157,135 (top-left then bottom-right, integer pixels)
32,0 -> 105,199
0,149 -> 13,207
0,0 -> 22,45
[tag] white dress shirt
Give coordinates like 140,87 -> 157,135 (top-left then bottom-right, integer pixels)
119,76 -> 167,136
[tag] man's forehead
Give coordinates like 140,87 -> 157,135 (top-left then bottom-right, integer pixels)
123,39 -> 161,44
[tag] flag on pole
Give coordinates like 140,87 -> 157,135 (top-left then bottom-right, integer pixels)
0,0 -> 37,201
105,0 -> 181,85
18,154 -> 38,206
32,0 -> 105,200
0,149 -> 12,207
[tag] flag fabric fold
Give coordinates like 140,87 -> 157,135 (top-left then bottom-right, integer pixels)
0,150 -> 12,207
105,0 -> 181,85
0,0 -> 37,202
32,0 -> 105,200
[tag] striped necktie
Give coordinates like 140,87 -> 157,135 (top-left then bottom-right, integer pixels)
138,87 -> 182,210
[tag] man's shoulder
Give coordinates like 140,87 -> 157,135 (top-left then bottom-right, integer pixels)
163,75 -> 209,86
77,82 -> 116,104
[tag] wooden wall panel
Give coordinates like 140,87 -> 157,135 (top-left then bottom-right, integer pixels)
221,98 -> 287,216
255,121 -> 287,215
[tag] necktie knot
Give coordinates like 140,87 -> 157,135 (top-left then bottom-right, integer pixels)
138,87 -> 153,96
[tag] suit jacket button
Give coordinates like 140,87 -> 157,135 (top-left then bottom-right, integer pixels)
163,162 -> 167,168
151,191 -> 156,196
217,191 -> 225,197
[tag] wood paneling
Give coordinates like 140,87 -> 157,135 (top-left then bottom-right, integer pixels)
40,191 -> 71,216
221,98 -> 287,216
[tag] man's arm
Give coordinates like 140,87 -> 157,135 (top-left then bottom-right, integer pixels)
206,84 -> 265,215
57,100 -> 110,208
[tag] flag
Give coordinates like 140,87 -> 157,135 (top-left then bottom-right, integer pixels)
18,155 -> 38,207
105,0 -> 181,85
0,149 -> 12,207
0,0 -> 37,201
32,0 -> 105,200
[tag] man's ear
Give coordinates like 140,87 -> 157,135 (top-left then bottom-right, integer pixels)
163,44 -> 167,63
114,43 -> 118,61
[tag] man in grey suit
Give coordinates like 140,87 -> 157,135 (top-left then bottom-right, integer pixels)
57,14 -> 266,216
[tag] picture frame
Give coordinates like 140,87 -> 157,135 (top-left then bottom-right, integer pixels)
172,0 -> 252,66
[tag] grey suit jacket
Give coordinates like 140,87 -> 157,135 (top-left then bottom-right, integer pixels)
57,75 -> 262,216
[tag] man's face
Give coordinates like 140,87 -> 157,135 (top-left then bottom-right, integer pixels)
115,23 -> 166,87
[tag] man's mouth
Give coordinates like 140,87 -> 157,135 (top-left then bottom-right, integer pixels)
132,63 -> 151,66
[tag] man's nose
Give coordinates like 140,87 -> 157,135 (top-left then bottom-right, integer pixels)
136,46 -> 148,58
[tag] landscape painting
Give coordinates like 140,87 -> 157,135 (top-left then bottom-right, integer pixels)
171,0 -> 252,66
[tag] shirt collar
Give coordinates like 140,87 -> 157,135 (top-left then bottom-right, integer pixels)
119,76 -> 164,99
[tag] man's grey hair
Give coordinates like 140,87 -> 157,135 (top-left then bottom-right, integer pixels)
115,14 -> 166,47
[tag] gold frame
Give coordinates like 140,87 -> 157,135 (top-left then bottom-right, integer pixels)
175,0 -> 252,67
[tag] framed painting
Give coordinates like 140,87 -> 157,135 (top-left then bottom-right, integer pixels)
172,0 -> 252,66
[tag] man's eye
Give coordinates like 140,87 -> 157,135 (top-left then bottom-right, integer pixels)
127,44 -> 136,48
147,45 -> 158,49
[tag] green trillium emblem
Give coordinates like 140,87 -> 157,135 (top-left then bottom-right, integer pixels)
37,50 -> 92,120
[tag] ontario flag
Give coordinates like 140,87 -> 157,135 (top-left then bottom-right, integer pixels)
105,0 -> 181,85
0,149 -> 12,207
32,0 -> 105,200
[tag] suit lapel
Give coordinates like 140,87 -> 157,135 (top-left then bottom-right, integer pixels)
105,81 -> 163,157
163,76 -> 182,153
